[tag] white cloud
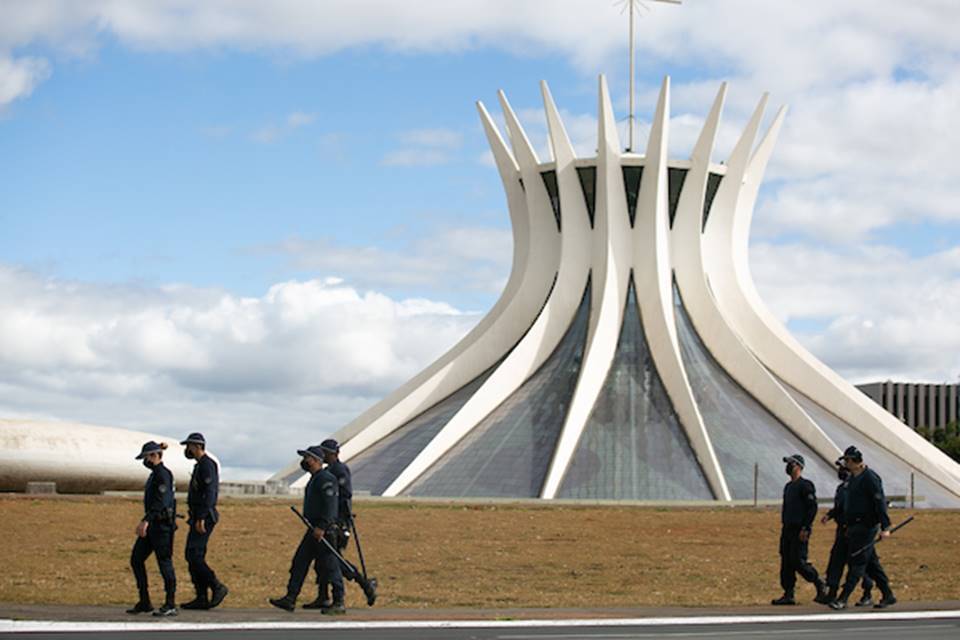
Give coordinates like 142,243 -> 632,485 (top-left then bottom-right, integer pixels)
0,264 -> 479,469
0,54 -> 50,107
380,148 -> 452,167
751,242 -> 960,383
251,225 -> 513,295
382,127 -> 464,166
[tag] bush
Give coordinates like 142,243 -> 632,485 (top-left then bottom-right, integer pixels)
916,423 -> 960,463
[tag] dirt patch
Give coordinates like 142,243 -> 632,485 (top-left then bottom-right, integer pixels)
0,495 -> 956,609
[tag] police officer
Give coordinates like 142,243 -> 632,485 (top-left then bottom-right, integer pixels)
128,441 -> 178,617
179,432 -> 229,611
304,438 -> 350,613
270,445 -> 339,613
821,457 -> 874,606
772,454 -> 829,605
830,446 -> 897,610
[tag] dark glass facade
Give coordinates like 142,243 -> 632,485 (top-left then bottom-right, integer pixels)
622,166 -> 643,227
557,279 -> 713,500
540,170 -> 562,232
674,291 -> 836,498
404,283 -> 592,498
702,172 -> 723,231
576,166 -> 596,228
349,369 -> 495,495
667,168 -> 689,228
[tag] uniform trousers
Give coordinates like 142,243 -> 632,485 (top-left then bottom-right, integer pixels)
779,525 -> 820,595
131,523 -> 176,605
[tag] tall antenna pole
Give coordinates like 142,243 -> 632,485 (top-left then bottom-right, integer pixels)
619,0 -> 682,152
628,0 -> 636,152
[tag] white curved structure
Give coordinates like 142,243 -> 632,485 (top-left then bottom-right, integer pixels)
275,77 -> 960,505
1,419 -> 200,493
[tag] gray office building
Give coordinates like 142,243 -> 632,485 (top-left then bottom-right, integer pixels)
858,382 -> 960,431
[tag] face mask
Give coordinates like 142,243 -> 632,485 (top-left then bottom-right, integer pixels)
143,459 -> 156,469
300,459 -> 311,472
184,449 -> 195,460
837,468 -> 849,481
784,463 -> 794,476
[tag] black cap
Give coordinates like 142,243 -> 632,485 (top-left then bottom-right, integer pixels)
843,445 -> 863,462
135,441 -> 165,460
179,432 -> 206,446
297,445 -> 326,461
782,454 -> 805,468
319,438 -> 340,454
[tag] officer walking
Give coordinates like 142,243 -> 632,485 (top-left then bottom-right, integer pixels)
772,454 -> 829,605
821,457 -> 874,606
304,438 -> 350,613
830,446 -> 897,610
270,445 -> 339,613
128,441 -> 178,617
179,432 -> 229,610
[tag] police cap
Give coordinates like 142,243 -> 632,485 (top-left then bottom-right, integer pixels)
297,445 -> 326,462
179,432 -> 206,446
782,454 -> 805,468
319,438 -> 340,454
135,440 -> 167,459
843,445 -> 863,462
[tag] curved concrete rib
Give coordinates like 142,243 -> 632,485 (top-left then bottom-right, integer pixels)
382,89 -> 590,497
712,107 -> 960,494
633,77 -> 731,501
677,93 -> 841,467
275,101 -> 558,487
541,75 -> 632,499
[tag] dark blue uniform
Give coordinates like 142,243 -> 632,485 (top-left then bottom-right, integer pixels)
824,480 -> 874,598
839,467 -> 893,602
185,454 -> 220,599
131,463 -> 177,607
315,459 -> 353,604
284,468 -> 339,602
779,477 -> 823,597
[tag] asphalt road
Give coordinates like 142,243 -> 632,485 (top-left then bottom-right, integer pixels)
2,616 -> 960,640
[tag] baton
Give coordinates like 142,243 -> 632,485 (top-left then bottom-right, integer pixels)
349,516 -> 369,581
289,506 -> 358,573
850,515 -> 915,557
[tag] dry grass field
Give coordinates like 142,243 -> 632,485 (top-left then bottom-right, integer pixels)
0,494 -> 957,610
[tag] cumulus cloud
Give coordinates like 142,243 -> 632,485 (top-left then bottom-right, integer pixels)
0,54 -> 50,107
250,225 -> 513,296
0,264 -> 479,470
381,127 -> 464,166
751,242 -> 960,383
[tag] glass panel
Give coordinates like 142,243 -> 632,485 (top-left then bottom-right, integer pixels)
557,279 -> 713,500
702,172 -> 723,232
667,167 -> 689,228
349,368 -> 495,495
540,170 -> 562,232
674,291 -> 837,498
576,166 -> 596,228
622,166 -> 643,227
781,383 -> 960,508
404,283 -> 592,498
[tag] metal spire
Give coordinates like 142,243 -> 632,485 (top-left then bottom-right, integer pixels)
616,0 -> 681,152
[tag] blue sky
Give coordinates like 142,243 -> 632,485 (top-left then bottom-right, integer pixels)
2,1 -> 960,476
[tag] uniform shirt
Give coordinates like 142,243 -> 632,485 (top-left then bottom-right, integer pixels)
143,463 -> 176,524
325,459 -> 353,524
303,468 -> 339,529
825,481 -> 849,525
781,476 -> 818,530
187,454 -> 219,524
843,466 -> 891,530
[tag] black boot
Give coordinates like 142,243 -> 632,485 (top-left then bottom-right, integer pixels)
269,595 -> 296,612
181,586 -> 209,610
360,577 -> 378,607
125,601 -> 153,615
209,582 -> 229,609
771,593 -> 796,605
829,597 -> 848,610
813,579 -> 831,604
321,601 -> 346,616
855,593 -> 873,607
874,593 -> 897,609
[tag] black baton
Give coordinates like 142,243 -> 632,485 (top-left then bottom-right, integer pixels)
289,506 -> 358,573
851,515 -> 915,557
